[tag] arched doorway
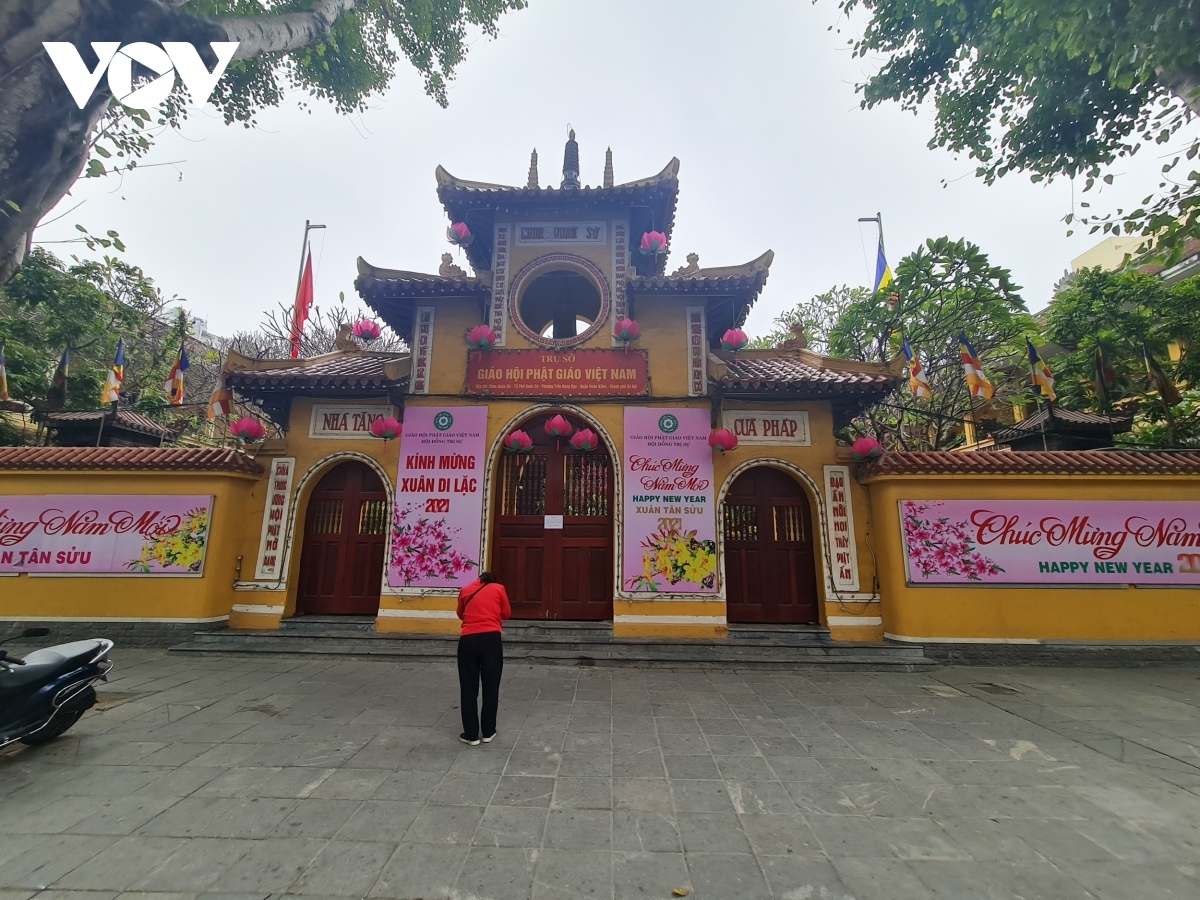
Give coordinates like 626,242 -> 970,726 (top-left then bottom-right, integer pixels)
723,466 -> 820,624
296,461 -> 389,616
492,412 -> 614,620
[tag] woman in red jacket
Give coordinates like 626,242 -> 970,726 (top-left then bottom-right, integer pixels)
456,571 -> 511,745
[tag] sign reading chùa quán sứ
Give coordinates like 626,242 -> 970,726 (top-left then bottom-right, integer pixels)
467,349 -> 648,396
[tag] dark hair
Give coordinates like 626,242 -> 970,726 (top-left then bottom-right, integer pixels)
479,571 -> 496,584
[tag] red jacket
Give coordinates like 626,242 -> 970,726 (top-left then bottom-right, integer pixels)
456,579 -> 511,636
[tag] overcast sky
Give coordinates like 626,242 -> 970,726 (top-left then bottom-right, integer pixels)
33,0 -> 1199,342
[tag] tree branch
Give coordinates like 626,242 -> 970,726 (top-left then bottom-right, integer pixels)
213,0 -> 362,59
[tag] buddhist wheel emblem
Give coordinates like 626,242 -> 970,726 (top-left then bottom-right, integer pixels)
434,411 -> 454,431
658,414 -> 679,434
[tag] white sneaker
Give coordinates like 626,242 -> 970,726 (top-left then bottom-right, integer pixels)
460,733 -> 480,746
481,732 -> 496,744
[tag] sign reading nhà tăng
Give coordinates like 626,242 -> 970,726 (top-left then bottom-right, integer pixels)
467,349 -> 648,397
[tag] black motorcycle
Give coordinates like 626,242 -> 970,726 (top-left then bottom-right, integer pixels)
0,628 -> 114,749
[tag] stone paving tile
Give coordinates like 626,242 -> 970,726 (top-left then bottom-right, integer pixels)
9,652 -> 1200,898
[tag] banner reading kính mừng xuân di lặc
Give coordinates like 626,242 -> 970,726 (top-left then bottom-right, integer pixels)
901,499 -> 1200,585
622,407 -> 717,593
388,406 -> 487,589
0,495 -> 213,575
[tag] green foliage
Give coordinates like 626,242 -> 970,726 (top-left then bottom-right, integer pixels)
0,249 -> 205,415
828,237 -> 1037,450
89,1 -> 526,178
837,0 -> 1200,260
1042,268 -> 1200,446
749,285 -> 866,353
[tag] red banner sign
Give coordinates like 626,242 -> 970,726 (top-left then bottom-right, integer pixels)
467,348 -> 648,396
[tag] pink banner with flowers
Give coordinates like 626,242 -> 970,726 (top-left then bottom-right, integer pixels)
622,408 -> 717,593
901,499 -> 1200,586
0,495 -> 212,575
387,406 -> 487,589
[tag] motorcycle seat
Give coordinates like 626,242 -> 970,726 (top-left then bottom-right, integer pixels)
1,640 -> 106,693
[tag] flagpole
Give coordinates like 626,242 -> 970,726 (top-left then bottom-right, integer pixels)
294,219 -> 326,299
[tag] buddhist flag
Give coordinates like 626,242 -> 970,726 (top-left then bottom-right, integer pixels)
1026,338 -> 1056,403
903,338 -> 932,399
48,349 -> 69,409
1144,345 -> 1181,406
1092,346 -> 1117,409
164,343 -> 189,406
0,343 -> 9,402
958,333 -> 994,401
207,383 -> 232,421
874,239 -> 894,293
100,338 -> 124,404
289,250 -> 314,359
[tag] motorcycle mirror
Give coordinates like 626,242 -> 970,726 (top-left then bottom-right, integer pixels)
21,627 -> 50,638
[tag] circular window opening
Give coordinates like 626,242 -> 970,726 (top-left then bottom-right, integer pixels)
518,271 -> 602,343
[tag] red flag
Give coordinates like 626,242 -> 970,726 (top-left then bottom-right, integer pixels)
289,251 -> 314,359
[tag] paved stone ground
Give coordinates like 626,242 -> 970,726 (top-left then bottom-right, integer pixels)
3,651 -> 1200,900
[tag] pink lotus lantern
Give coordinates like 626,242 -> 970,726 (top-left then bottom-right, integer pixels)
721,328 -> 749,353
639,231 -> 668,256
707,428 -> 738,453
503,429 -> 533,453
353,319 -> 382,341
850,435 -> 883,461
613,318 -> 641,345
230,417 -> 267,443
465,324 -> 497,351
569,428 -> 599,452
369,415 -> 402,441
544,414 -> 573,438
446,221 -> 474,247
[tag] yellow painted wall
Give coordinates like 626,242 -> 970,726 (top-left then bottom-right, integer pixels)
231,395 -> 401,627
0,470 -> 256,622
864,473 -> 1200,642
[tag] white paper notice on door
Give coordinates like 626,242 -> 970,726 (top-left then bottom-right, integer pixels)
544,515 -> 564,530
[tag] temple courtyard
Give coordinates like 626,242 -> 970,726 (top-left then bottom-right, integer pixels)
2,652 -> 1200,900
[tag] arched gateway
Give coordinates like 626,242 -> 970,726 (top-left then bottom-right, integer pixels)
492,412 -> 614,620
723,466 -> 820,624
296,461 -> 389,615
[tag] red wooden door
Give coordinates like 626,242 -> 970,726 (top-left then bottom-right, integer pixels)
297,462 -> 389,615
492,414 -> 613,620
724,467 -> 819,624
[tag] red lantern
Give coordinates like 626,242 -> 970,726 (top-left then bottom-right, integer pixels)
465,325 -> 497,351
353,319 -> 382,341
447,222 -> 474,247
569,428 -> 599,451
720,328 -> 749,353
613,318 -> 641,344
850,435 -> 883,461
369,415 -> 402,441
639,231 -> 668,256
503,430 -> 533,453
230,417 -> 267,443
544,414 -> 573,438
707,428 -> 738,453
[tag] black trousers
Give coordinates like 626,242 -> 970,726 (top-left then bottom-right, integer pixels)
457,631 -> 503,739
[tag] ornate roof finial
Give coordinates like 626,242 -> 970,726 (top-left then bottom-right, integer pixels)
527,148 -> 538,189
561,128 -> 580,189
603,147 -> 613,188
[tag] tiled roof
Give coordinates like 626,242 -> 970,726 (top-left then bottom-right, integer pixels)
990,405 -> 1132,443
0,446 -> 264,475
355,258 -> 490,299
716,351 -> 897,398
860,450 -> 1200,478
226,351 -> 408,392
435,159 -> 680,275
631,251 -> 773,328
42,408 -> 175,438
